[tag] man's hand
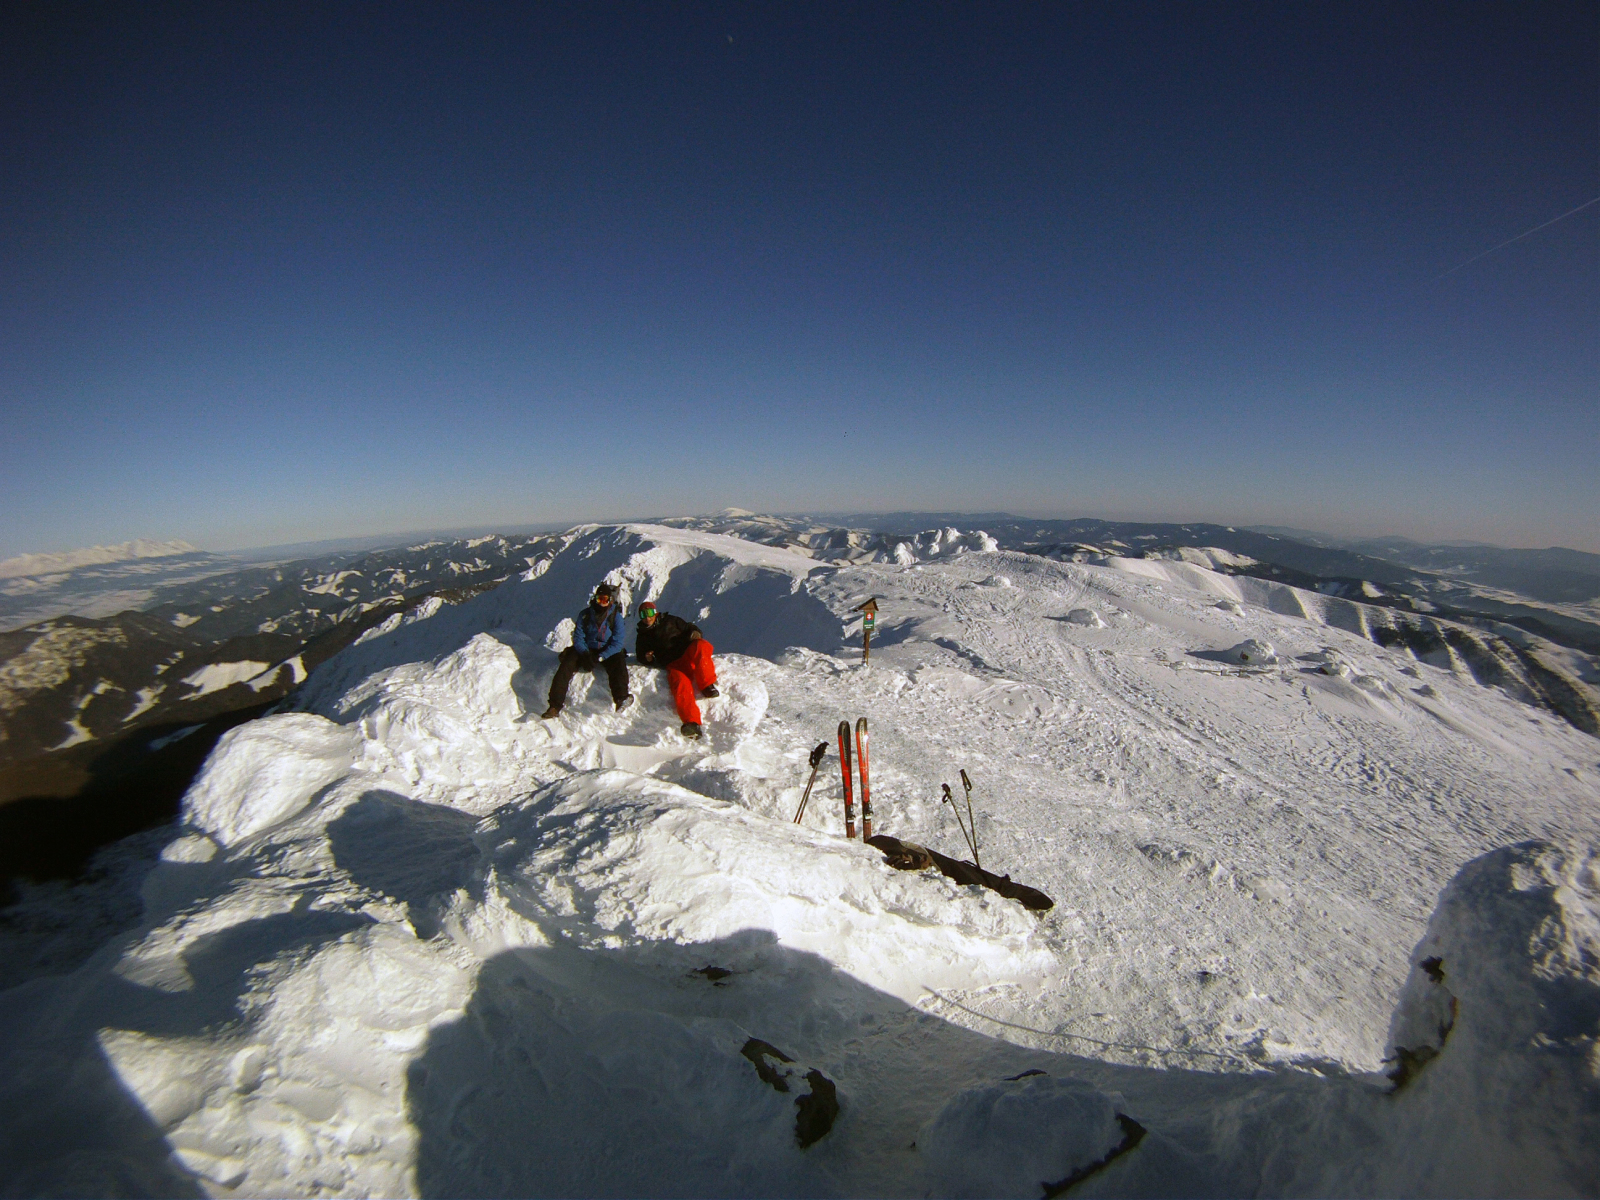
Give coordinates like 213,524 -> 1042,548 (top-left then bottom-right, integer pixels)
641,650 -> 654,663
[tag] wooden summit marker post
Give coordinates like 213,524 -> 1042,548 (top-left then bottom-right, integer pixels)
855,597 -> 878,664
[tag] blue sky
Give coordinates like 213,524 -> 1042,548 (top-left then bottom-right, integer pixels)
3,2 -> 1595,556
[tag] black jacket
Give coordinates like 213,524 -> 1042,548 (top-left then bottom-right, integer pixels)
635,612 -> 701,665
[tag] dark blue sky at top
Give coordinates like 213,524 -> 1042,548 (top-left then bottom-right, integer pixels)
2,1 -> 1595,556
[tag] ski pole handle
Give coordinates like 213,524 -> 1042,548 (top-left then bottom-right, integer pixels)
793,742 -> 831,823
960,770 -> 979,870
941,782 -> 978,862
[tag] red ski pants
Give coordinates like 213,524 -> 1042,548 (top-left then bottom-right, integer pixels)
666,638 -> 717,724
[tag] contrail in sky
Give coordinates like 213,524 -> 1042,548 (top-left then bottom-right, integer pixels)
1432,195 -> 1600,281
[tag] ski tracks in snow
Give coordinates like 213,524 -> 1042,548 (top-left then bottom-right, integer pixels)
804,550 -> 1600,1076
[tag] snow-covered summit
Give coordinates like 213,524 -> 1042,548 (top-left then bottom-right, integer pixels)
2,522 -> 1596,1196
653,511 -> 1000,565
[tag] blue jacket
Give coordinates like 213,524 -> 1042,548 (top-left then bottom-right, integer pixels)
573,601 -> 626,659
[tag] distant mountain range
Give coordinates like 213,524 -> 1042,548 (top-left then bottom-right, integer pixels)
0,534 -> 568,791
1250,527 -> 1600,606
0,545 -> 239,631
0,526 -> 576,632
0,538 -> 201,580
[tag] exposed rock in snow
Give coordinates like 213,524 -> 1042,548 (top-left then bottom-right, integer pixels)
1065,608 -> 1106,628
1306,647 -> 1352,677
1224,638 -> 1278,665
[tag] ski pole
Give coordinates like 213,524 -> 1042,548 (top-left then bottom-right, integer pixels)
793,741 -> 829,824
838,721 -> 857,838
855,717 -> 873,839
960,769 -> 980,870
941,783 -> 978,862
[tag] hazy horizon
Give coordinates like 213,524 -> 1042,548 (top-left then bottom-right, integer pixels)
6,505 -> 1597,565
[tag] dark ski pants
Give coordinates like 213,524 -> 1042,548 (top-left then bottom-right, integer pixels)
549,648 -> 629,709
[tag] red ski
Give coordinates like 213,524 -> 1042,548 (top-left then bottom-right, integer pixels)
837,720 -> 856,838
855,717 -> 873,839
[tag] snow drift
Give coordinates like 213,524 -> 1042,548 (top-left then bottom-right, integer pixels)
1375,841 -> 1600,1197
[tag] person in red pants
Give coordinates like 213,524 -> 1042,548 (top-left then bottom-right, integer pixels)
634,601 -> 718,739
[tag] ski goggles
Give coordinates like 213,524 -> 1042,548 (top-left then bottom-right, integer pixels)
639,603 -> 658,618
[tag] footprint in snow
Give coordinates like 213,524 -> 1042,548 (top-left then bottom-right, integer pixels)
703,679 -> 770,752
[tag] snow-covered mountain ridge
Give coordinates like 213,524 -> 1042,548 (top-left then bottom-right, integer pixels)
664,511 -> 1600,736
670,510 -> 1600,659
4,513 -> 1594,799
2,522 -> 1596,1196
0,540 -> 202,581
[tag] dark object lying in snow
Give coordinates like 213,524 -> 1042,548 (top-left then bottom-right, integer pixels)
740,1038 -> 840,1148
866,834 -> 1054,912
1042,1113 -> 1147,1197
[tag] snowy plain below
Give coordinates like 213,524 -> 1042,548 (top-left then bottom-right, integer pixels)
2,523 -> 1596,1198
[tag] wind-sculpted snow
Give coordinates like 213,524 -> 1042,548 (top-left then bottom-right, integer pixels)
1375,841 -> 1600,1196
477,771 -> 1048,1003
184,714 -> 359,846
2,524 -> 1598,1197
292,524 -> 845,716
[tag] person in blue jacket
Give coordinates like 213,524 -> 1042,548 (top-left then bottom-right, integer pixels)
541,582 -> 633,717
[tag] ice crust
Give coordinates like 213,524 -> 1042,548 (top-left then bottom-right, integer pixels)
1,522 -> 1597,1197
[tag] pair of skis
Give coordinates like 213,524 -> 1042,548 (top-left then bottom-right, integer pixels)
793,735 -> 1055,912
790,718 -> 872,839
837,717 -> 873,839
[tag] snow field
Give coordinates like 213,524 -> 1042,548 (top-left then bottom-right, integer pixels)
2,523 -> 1597,1197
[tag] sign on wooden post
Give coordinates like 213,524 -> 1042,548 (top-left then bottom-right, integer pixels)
854,598 -> 879,664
